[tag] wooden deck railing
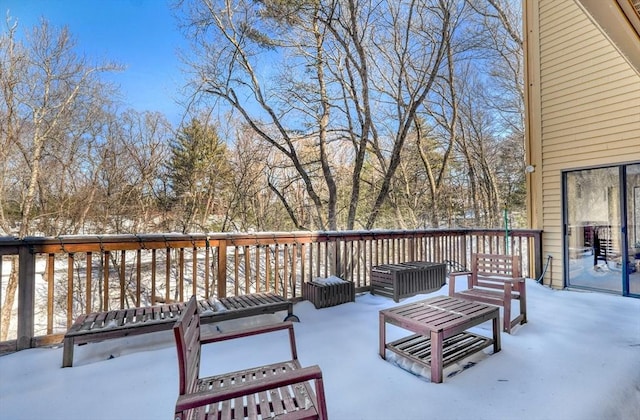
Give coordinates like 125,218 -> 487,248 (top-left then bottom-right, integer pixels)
0,228 -> 542,353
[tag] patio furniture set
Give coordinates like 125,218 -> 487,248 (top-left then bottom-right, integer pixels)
379,253 -> 527,382
60,252 -> 526,416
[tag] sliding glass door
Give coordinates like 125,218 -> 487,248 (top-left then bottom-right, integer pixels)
564,163 -> 639,296
627,164 -> 640,295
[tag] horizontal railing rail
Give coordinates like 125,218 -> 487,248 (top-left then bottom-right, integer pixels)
0,228 -> 542,353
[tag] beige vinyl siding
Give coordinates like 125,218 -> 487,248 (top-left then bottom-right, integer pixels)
543,76 -> 638,111
536,0 -> 640,287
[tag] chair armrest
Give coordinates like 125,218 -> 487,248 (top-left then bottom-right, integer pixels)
201,321 -> 299,360
449,271 -> 472,278
485,276 -> 525,296
175,365 -> 324,413
506,277 -> 526,293
488,276 -> 525,286
448,271 -> 472,295
201,321 -> 294,344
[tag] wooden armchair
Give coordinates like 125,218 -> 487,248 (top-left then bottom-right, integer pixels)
173,296 -> 328,420
448,253 -> 527,334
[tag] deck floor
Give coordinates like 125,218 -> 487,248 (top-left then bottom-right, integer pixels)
1,282 -> 639,420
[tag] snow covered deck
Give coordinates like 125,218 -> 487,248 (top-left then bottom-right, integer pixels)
1,281 -> 639,419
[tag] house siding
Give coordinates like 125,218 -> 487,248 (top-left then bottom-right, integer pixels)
531,0 -> 640,288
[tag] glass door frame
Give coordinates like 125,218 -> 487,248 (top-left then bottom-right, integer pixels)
562,163 -> 639,297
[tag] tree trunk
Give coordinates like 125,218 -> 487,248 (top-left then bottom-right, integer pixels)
0,256 -> 18,341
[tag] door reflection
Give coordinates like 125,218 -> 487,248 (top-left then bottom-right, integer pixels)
566,167 -> 621,292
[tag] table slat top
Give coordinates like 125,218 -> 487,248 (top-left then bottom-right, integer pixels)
380,296 -> 498,332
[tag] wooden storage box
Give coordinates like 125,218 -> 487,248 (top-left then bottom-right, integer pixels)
371,261 -> 446,302
302,280 -> 355,309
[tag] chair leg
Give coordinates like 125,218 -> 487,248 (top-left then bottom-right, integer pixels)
519,284 -> 527,324
62,337 -> 74,368
503,299 -> 512,334
503,283 -> 513,334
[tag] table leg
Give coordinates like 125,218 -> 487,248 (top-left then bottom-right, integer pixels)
492,311 -> 501,353
379,312 -> 386,359
430,330 -> 443,383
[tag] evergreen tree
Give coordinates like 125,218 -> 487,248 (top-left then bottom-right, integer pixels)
168,118 -> 231,232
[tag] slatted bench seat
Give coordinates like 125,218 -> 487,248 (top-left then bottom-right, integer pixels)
62,292 -> 295,367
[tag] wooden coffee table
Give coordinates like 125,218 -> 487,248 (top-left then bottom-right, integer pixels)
379,295 -> 500,383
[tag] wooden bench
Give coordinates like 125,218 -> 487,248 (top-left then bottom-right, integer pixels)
174,296 -> 328,420
448,253 -> 527,334
62,292 -> 296,367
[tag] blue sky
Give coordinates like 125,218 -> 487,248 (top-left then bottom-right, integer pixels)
3,0 -> 188,125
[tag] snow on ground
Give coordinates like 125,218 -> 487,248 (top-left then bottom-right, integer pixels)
1,280 -> 639,420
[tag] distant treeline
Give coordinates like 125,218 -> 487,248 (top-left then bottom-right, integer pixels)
1,1 -> 526,237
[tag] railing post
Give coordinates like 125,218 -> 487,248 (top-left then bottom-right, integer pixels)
463,232 -> 470,269
217,239 -> 227,298
534,232 -> 543,279
334,240 -> 341,278
17,243 -> 36,350
327,237 -> 340,278
0,255 -> 2,341
409,234 -> 415,261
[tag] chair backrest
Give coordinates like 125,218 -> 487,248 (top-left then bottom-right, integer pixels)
472,253 -> 521,287
173,296 -> 201,396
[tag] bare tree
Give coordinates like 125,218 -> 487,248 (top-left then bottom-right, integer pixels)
454,72 -> 503,227
79,109 -> 173,234
115,110 -> 174,232
222,121 -> 276,231
0,18 -> 121,338
177,0 -> 459,230
0,17 -> 26,235
415,30 -> 461,228
466,0 -> 525,154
